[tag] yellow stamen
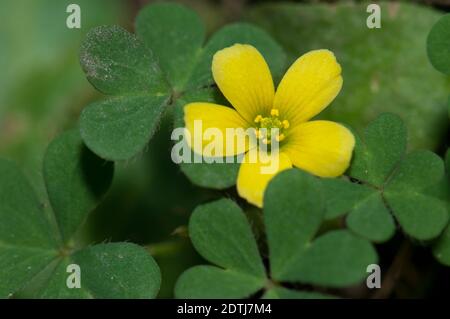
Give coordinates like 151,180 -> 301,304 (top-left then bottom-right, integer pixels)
254,115 -> 263,123
270,108 -> 279,117
276,133 -> 285,142
282,120 -> 290,129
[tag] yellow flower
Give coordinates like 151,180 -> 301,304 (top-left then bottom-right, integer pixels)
184,44 -> 355,208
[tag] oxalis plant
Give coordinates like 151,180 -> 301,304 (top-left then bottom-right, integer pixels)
1,2 -> 449,299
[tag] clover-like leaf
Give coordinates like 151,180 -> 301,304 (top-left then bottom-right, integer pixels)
264,170 -> 377,287
323,178 -> 395,243
348,113 -> 406,187
427,14 -> 450,75
31,243 -> 160,299
80,2 -> 284,163
324,114 -> 448,242
176,170 -> 378,298
79,24 -> 170,160
44,130 -> 113,243
175,199 -> 266,298
0,131 -> 161,299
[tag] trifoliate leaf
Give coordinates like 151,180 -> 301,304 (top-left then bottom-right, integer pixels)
79,24 -> 170,160
176,170 -> 378,297
265,170 -> 377,286
384,151 -> 448,240
0,132 -> 161,299
324,114 -> 448,242
427,14 -> 450,75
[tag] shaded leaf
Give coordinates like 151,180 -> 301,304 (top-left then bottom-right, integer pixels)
384,151 -> 448,240
427,14 -> 450,75
281,230 -> 377,287
262,287 -> 334,299
175,265 -> 264,299
135,3 -> 205,90
44,130 -> 114,243
264,169 -> 324,280
189,199 -> 266,278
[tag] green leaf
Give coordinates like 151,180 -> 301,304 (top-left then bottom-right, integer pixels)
432,150 -> 450,266
0,132 -> 161,299
248,2 -> 449,150
263,169 -> 324,280
384,151 -> 448,240
427,14 -> 450,75
323,178 -> 375,220
80,94 -> 169,161
79,24 -> 170,160
282,230 -> 377,287
323,178 -> 395,242
175,265 -> 264,299
36,243 -> 161,299
188,199 -> 266,278
262,287 -> 334,299
346,192 -> 395,243
80,25 -> 167,95
0,159 -> 56,249
348,113 -> 406,187
135,3 -> 205,91
434,226 -> 450,266
174,199 -> 267,298
43,130 -> 114,243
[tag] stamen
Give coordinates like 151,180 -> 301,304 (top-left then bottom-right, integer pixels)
276,133 -> 285,142
254,115 -> 263,123
282,120 -> 290,129
270,108 -> 279,117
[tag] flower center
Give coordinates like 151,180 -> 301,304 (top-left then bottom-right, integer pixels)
254,108 -> 290,144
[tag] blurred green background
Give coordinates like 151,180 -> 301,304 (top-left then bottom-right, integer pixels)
0,0 -> 449,298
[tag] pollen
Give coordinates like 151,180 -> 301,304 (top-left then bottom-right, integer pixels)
275,133 -> 285,142
253,110 -> 289,145
254,115 -> 263,123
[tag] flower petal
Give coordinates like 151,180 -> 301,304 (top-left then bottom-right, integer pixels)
282,120 -> 354,177
184,102 -> 250,157
212,44 -> 275,122
274,50 -> 342,126
237,151 -> 292,208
